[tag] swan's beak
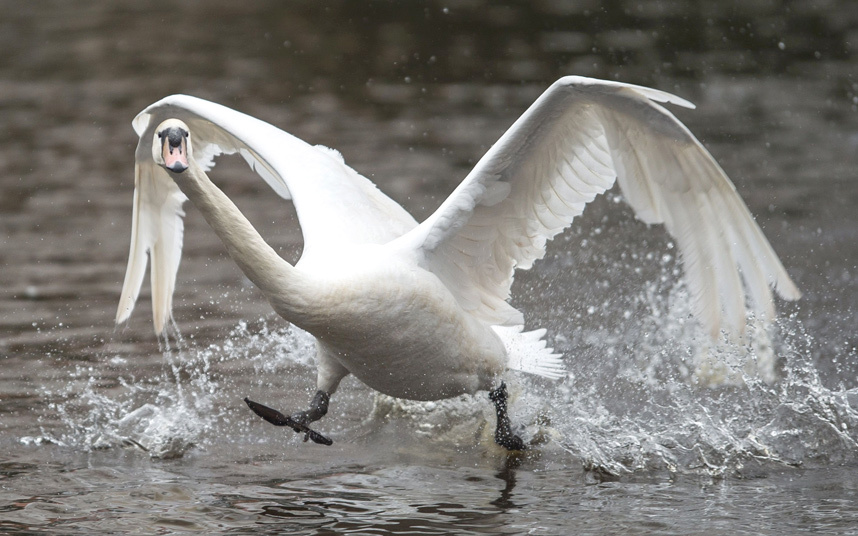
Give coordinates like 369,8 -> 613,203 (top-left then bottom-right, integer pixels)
160,127 -> 189,173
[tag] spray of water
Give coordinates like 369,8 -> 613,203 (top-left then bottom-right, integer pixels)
22,319 -> 316,458
23,235 -> 857,476
530,268 -> 858,478
350,231 -> 858,477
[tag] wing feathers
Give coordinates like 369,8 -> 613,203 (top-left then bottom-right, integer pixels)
115,161 -> 187,334
119,80 -> 800,343
115,169 -> 149,326
118,95 -> 418,335
397,76 -> 799,338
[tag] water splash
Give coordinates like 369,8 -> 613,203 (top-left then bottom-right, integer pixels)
539,279 -> 858,478
23,319 -> 315,458
23,275 -> 857,477
358,246 -> 858,478
23,348 -> 215,458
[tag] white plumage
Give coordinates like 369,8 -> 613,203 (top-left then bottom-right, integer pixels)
116,76 -> 799,404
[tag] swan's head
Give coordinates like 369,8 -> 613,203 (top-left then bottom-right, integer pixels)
154,118 -> 191,174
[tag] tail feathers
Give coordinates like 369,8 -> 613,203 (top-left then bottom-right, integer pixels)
493,325 -> 566,380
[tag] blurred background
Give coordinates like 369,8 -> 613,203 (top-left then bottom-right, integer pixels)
1,1 -> 858,533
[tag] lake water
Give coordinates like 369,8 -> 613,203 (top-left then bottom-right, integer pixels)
2,0 -> 858,534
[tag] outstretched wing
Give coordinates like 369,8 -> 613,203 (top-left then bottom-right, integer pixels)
394,76 -> 800,337
116,95 -> 417,334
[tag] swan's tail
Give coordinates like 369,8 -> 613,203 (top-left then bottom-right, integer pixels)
493,325 -> 566,380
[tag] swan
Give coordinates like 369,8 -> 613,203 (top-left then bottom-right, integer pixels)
116,76 -> 800,450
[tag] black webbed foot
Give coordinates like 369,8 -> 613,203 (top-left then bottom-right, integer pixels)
244,395 -> 333,446
489,382 -> 528,451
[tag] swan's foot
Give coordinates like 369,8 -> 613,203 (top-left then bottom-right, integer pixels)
244,390 -> 333,446
489,382 -> 528,451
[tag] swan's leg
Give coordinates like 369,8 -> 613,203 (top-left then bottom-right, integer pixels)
288,390 -> 330,428
244,395 -> 333,445
488,382 -> 527,451
244,345 -> 350,446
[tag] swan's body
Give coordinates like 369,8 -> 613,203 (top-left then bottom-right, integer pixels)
279,243 -> 509,400
117,76 -> 800,446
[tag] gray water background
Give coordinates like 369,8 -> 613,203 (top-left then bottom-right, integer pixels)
2,0 -> 858,534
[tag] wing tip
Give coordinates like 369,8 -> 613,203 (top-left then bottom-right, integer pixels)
702,274 -> 801,343
115,302 -> 133,326
152,310 -> 169,337
776,277 -> 802,302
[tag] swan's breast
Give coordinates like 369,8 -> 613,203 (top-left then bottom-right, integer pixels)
287,246 -> 506,400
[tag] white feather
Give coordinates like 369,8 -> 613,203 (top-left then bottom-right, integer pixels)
117,77 -> 800,397
494,325 -> 565,379
394,76 -> 800,340
117,95 -> 416,335
115,160 -> 186,334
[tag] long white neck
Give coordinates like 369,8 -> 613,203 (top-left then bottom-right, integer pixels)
170,161 -> 312,321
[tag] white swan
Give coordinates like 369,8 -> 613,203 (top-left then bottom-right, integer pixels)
116,76 -> 800,449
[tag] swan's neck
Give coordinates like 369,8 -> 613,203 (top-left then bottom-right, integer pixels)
170,161 -> 312,320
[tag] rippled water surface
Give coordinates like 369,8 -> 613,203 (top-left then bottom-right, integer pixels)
2,1 -> 858,534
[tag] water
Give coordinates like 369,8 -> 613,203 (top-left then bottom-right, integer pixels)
2,0 -> 858,533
